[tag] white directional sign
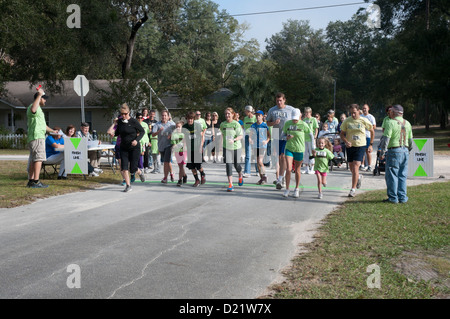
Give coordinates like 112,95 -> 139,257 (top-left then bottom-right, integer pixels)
408,138 -> 434,177
74,75 -> 89,97
64,137 -> 88,175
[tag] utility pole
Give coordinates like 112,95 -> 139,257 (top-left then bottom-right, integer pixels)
333,79 -> 336,112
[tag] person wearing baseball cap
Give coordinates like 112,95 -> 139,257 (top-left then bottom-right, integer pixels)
249,110 -> 271,185
379,104 -> 413,203
280,108 -> 315,198
26,88 -> 57,188
243,105 -> 257,177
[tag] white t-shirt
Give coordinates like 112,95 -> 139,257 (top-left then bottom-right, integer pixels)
361,114 -> 376,138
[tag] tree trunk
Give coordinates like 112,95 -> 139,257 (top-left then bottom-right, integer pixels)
121,13 -> 149,79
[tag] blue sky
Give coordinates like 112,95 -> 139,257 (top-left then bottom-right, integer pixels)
213,0 -> 370,51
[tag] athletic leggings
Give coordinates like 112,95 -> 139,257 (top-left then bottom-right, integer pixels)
223,148 -> 242,177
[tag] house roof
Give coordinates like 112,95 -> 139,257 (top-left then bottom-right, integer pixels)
0,80 -> 112,110
0,80 -> 182,111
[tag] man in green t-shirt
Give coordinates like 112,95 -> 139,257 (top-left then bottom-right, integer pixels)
379,104 -> 413,204
26,89 -> 56,188
243,105 -> 257,177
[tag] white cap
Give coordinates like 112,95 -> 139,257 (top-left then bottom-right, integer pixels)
245,105 -> 254,113
292,108 -> 301,120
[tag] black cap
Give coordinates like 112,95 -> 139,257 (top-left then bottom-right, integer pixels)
34,92 -> 49,100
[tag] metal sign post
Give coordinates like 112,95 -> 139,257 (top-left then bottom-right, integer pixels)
74,75 -> 90,123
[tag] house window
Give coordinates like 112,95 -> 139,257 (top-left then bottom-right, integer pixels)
8,113 -> 15,127
85,111 -> 92,128
45,112 -> 50,126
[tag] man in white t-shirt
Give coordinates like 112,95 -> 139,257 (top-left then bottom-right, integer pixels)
361,104 -> 376,172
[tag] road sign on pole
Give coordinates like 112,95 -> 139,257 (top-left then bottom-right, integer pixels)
74,75 -> 89,123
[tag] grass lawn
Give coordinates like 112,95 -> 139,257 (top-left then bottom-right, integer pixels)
0,160 -> 122,208
268,181 -> 450,299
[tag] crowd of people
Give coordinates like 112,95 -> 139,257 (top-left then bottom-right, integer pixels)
26,89 -> 413,203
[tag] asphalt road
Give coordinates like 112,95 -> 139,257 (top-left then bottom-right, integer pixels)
0,159 -> 372,299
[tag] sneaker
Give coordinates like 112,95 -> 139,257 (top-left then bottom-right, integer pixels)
130,174 -> 136,183
292,188 -> 300,198
201,175 -> 206,184
193,180 -> 200,187
307,169 -> 315,175
177,179 -> 182,187
161,178 -> 167,184
94,168 -> 103,174
89,171 -> 99,177
238,176 -> 244,186
261,176 -> 267,184
139,172 -> 145,183
282,189 -> 290,198
144,168 -> 150,174
151,169 -> 158,174
322,183 -> 327,188
242,173 -> 250,178
170,174 -> 175,182
30,181 -> 49,188
301,169 -> 307,174
256,178 -> 263,185
123,184 -> 132,192
356,174 -> 363,189
27,180 -> 34,187
318,193 -> 323,199
348,189 -> 356,197
183,175 -> 187,184
276,182 -> 283,190
227,184 -> 234,192
366,166 -> 372,172
57,176 -> 67,180
273,180 -> 278,185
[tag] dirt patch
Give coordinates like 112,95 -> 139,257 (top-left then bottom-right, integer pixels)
393,248 -> 450,298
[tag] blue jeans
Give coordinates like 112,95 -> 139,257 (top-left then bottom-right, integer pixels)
244,135 -> 257,174
385,147 -> 409,203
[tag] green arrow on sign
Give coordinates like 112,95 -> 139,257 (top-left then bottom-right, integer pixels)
414,165 -> 428,177
414,139 -> 427,151
71,162 -> 83,174
70,137 -> 82,149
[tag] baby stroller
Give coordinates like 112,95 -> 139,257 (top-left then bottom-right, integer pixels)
373,144 -> 386,176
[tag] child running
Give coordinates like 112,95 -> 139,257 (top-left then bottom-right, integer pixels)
220,107 -> 244,192
171,120 -> 188,186
281,108 -> 314,198
183,111 -> 206,187
249,110 -> 270,185
312,137 -> 335,199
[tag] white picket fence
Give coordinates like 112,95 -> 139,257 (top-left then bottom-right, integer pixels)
0,133 -> 113,149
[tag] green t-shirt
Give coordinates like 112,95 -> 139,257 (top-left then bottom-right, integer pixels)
243,115 -> 256,132
302,116 -> 318,142
340,117 -> 373,147
195,118 -> 207,131
220,120 -> 243,150
171,131 -> 185,152
140,122 -> 150,146
313,147 -> 334,173
282,120 -> 312,153
26,104 -> 47,143
383,116 -> 413,148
